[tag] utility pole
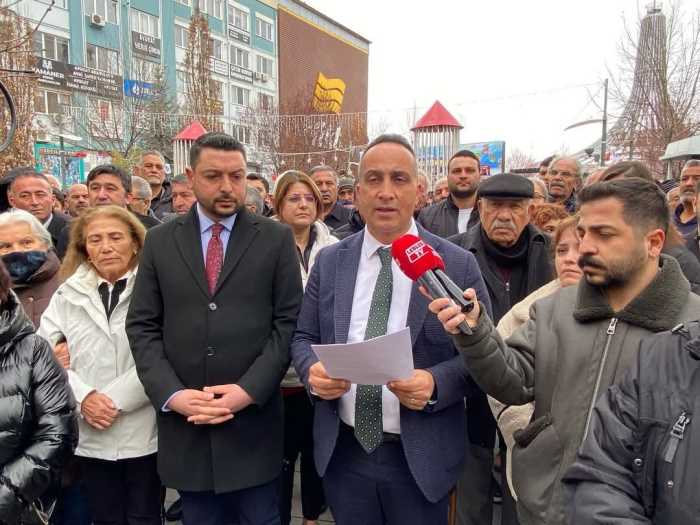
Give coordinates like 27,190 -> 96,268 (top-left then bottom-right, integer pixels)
600,78 -> 608,167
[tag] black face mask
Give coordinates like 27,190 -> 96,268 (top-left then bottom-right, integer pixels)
1,251 -> 48,284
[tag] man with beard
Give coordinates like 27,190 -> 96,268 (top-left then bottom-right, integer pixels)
418,150 -> 482,238
546,156 -> 581,214
127,132 -> 302,524
428,177 -> 700,525
66,183 -> 89,218
449,174 -> 554,525
310,165 -> 352,231
673,160 -> 700,238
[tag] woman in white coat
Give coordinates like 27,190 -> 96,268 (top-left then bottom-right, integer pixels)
275,170 -> 338,525
39,205 -> 160,525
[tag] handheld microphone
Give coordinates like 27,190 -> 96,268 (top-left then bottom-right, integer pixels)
391,234 -> 474,335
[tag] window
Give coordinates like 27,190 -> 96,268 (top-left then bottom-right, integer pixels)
132,58 -> 160,82
259,93 -> 273,111
176,70 -> 188,93
229,85 -> 249,106
210,38 -> 224,60
256,55 -> 273,76
174,0 -> 190,4
86,44 -> 119,74
255,17 -> 273,41
84,0 -> 118,24
232,125 -> 250,144
130,10 -> 160,38
210,79 -> 224,100
229,45 -> 249,69
88,97 -> 121,126
34,89 -> 71,114
33,32 -> 69,63
175,25 -> 189,47
228,4 -> 248,31
201,0 -> 223,19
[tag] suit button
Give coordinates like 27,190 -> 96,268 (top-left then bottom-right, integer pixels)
207,346 -> 215,357
208,302 -> 217,311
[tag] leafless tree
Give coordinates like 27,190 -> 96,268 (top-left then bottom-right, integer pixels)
506,148 -> 538,171
608,2 -> 700,175
0,7 -> 36,174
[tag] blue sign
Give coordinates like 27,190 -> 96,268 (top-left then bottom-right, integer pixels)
124,79 -> 155,99
460,141 -> 506,176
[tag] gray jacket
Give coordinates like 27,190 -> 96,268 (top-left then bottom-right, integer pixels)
452,255 -> 700,525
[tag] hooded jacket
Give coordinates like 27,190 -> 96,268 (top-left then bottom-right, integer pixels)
452,255 -> 700,525
12,250 -> 61,328
0,291 -> 77,524
38,264 -> 157,461
565,321 -> 700,524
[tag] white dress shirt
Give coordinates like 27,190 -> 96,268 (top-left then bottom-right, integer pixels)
457,208 -> 473,234
338,220 -> 418,434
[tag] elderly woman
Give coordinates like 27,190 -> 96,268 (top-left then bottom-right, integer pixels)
275,170 -> 338,525
0,259 -> 78,524
0,209 -> 61,328
490,216 -> 583,500
39,206 -> 160,525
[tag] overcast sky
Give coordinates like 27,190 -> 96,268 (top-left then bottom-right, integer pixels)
304,0 -> 700,161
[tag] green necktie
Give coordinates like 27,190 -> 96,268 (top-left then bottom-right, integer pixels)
354,246 -> 393,454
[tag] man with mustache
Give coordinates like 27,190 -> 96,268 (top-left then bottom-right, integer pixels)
546,157 -> 581,214
418,150 -> 482,238
673,159 -> 700,238
127,132 -> 302,524
310,165 -> 352,231
449,173 -> 554,525
430,178 -> 700,525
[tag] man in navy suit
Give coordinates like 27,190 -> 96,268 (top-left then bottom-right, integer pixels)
291,134 -> 491,525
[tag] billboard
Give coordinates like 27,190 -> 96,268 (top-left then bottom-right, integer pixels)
460,141 -> 506,176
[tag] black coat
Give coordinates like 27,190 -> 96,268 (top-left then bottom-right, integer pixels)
333,209 -> 364,240
0,292 -> 77,524
126,207 -> 303,493
565,321 -> 700,524
417,196 -> 480,239
449,224 -> 554,323
687,233 -> 700,262
664,243 -> 700,294
150,181 -> 173,219
322,201 -> 352,231
47,213 -> 70,259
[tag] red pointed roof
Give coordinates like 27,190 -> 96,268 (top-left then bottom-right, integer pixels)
174,121 -> 208,141
411,101 -> 462,130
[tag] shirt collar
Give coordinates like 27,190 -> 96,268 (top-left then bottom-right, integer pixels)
96,267 -> 136,290
43,213 -> 54,228
362,218 -> 418,260
197,203 -> 237,234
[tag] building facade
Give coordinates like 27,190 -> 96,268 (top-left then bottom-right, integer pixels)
13,0 -> 280,181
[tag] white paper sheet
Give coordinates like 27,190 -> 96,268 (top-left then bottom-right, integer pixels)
311,327 -> 414,385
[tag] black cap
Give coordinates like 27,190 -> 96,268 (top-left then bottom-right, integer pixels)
338,177 -> 354,190
477,173 -> 534,200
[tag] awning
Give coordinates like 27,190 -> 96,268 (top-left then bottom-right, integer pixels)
660,135 -> 700,161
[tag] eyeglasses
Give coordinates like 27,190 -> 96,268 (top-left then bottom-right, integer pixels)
286,194 -> 316,205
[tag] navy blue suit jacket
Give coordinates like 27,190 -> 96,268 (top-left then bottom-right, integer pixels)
290,226 -> 492,503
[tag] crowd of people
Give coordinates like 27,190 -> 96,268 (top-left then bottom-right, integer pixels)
0,130 -> 698,525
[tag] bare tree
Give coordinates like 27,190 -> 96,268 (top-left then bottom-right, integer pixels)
0,7 -> 36,174
506,148 -> 537,171
608,2 -> 700,175
183,5 -> 222,132
140,65 -> 179,162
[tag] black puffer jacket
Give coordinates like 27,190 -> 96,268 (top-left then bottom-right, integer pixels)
0,292 -> 77,524
564,321 -> 700,524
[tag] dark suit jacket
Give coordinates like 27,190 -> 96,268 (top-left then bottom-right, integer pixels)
46,212 -> 70,259
126,207 -> 303,493
323,201 -> 352,231
290,227 -> 492,503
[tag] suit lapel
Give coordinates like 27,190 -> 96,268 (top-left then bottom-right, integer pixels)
214,209 -> 258,295
173,207 -> 209,298
334,233 -> 363,344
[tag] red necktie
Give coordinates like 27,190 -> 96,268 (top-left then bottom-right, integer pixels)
205,223 -> 224,294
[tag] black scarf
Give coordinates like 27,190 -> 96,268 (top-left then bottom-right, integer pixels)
479,226 -> 530,268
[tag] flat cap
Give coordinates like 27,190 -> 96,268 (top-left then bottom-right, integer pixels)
338,177 -> 355,190
477,173 -> 534,199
